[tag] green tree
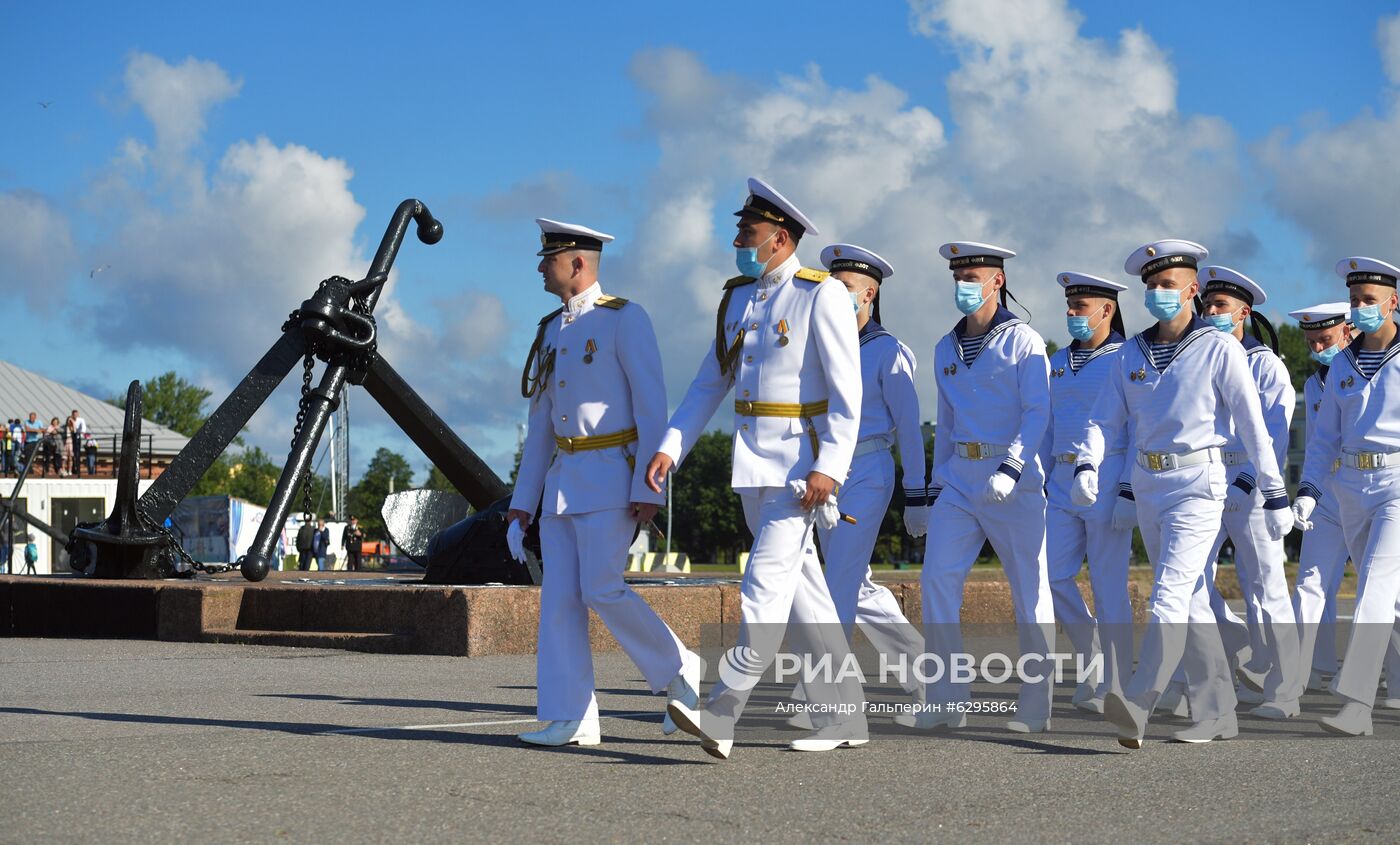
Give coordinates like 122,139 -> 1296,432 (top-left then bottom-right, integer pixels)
348,448 -> 415,539
109,371 -> 213,438
424,465 -> 458,493
665,430 -> 749,563
1045,339 -> 1060,357
1275,322 -> 1314,394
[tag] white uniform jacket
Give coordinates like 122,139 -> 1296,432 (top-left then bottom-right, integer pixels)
931,307 -> 1051,495
1220,337 -> 1296,495
1301,368 -> 1341,520
510,282 -> 667,516
1042,333 -> 1132,512
857,321 -> 928,503
658,253 -> 862,489
1076,315 -> 1288,502
1300,334 -> 1400,500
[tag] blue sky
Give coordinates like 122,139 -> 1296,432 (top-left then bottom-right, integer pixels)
3,0 -> 1399,484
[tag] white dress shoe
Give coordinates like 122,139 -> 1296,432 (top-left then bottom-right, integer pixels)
518,719 -> 601,747
1171,712 -> 1238,743
894,708 -> 967,730
1381,698 -> 1400,710
1006,717 -> 1051,734
1236,664 -> 1269,693
789,722 -> 870,752
662,653 -> 703,736
1235,685 -> 1266,705
1250,699 -> 1300,720
1318,702 -> 1374,737
1103,692 -> 1148,749
666,700 -> 732,760
1076,696 -> 1106,714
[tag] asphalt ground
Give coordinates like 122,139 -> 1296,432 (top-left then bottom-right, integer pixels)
2,634 -> 1399,845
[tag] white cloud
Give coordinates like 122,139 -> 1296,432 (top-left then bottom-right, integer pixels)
0,190 -> 78,310
1257,11 -> 1400,268
124,53 -> 241,159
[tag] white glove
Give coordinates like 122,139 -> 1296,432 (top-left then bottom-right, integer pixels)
903,505 -> 930,538
983,471 -> 1016,504
1292,496 -> 1316,532
506,519 -> 528,563
1224,479 -> 1251,513
1111,495 -> 1137,532
1263,505 -> 1295,541
1071,470 -> 1098,507
790,480 -> 841,531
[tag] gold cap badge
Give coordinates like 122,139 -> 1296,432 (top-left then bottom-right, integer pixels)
1145,246 -> 1157,257
949,245 -> 960,255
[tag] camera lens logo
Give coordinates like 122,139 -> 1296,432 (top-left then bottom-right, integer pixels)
718,645 -> 765,691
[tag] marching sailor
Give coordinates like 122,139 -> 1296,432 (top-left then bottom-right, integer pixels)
1043,272 -> 1135,715
1196,266 -> 1304,718
1288,302 -> 1355,690
1296,256 -> 1400,736
1076,240 -> 1294,747
909,241 -> 1056,734
805,243 -> 929,713
646,178 -> 867,758
509,218 -> 700,747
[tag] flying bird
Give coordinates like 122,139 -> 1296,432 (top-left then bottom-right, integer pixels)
36,101 -> 53,109
90,264 -> 110,278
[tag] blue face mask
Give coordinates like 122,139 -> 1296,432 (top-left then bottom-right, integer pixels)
849,292 -> 861,313
1352,303 -> 1389,334
1310,344 -> 1341,365
1207,310 -> 1240,333
1144,288 -> 1183,321
954,280 -> 988,315
1066,307 -> 1107,341
735,230 -> 779,278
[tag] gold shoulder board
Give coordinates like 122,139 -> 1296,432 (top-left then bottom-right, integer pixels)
724,275 -> 756,290
538,306 -> 564,325
595,295 -> 629,310
794,268 -> 829,283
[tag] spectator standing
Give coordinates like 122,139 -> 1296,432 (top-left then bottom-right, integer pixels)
22,534 -> 38,575
22,413 -> 42,473
2,420 -> 13,475
295,514 -> 315,571
8,419 -> 24,474
41,417 -> 61,477
343,515 -> 364,572
69,410 -> 89,475
311,518 -> 330,571
83,433 -> 97,476
61,416 -> 76,477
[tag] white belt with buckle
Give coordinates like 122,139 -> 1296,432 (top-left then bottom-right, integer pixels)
853,436 -> 893,459
1136,446 -> 1221,473
956,442 -> 1009,460
1222,450 -> 1249,466
1341,450 -> 1398,470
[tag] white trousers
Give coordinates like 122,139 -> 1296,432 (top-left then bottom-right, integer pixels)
815,450 -> 923,692
704,487 -> 865,732
922,456 -> 1055,721
1125,461 -> 1237,721
1045,497 -> 1134,698
1332,465 -> 1400,705
1293,501 -> 1350,677
1202,487 -> 1305,703
536,508 -> 686,721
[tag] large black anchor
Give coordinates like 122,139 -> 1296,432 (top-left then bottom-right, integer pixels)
75,200 -> 523,582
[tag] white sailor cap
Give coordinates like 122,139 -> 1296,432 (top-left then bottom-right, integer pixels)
535,218 -> 614,256
1124,239 -> 1209,281
938,241 -> 1015,271
1199,265 -> 1266,306
1336,256 -> 1400,288
1056,271 -> 1127,299
820,243 -> 893,281
734,177 -> 819,238
1289,302 -> 1350,331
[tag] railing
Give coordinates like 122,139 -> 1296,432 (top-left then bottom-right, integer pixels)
0,432 -> 157,479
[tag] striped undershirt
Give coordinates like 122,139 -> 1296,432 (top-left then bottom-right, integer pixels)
1355,348 -> 1388,379
1147,340 -> 1180,370
959,333 -> 988,364
1069,348 -> 1093,370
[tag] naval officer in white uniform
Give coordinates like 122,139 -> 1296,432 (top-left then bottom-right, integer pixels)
1296,256 -> 1400,736
1075,239 -> 1293,747
1043,272 -> 1135,715
1196,266 -> 1304,718
647,178 -> 866,758
911,242 -> 1056,734
1288,303 -> 1355,690
509,219 -> 700,747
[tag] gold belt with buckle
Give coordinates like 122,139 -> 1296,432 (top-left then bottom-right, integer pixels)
733,399 -> 829,417
554,427 -> 639,454
1144,452 -> 1167,471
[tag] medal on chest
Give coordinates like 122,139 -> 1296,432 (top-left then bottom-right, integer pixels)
776,319 -> 790,347
583,339 -> 597,364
